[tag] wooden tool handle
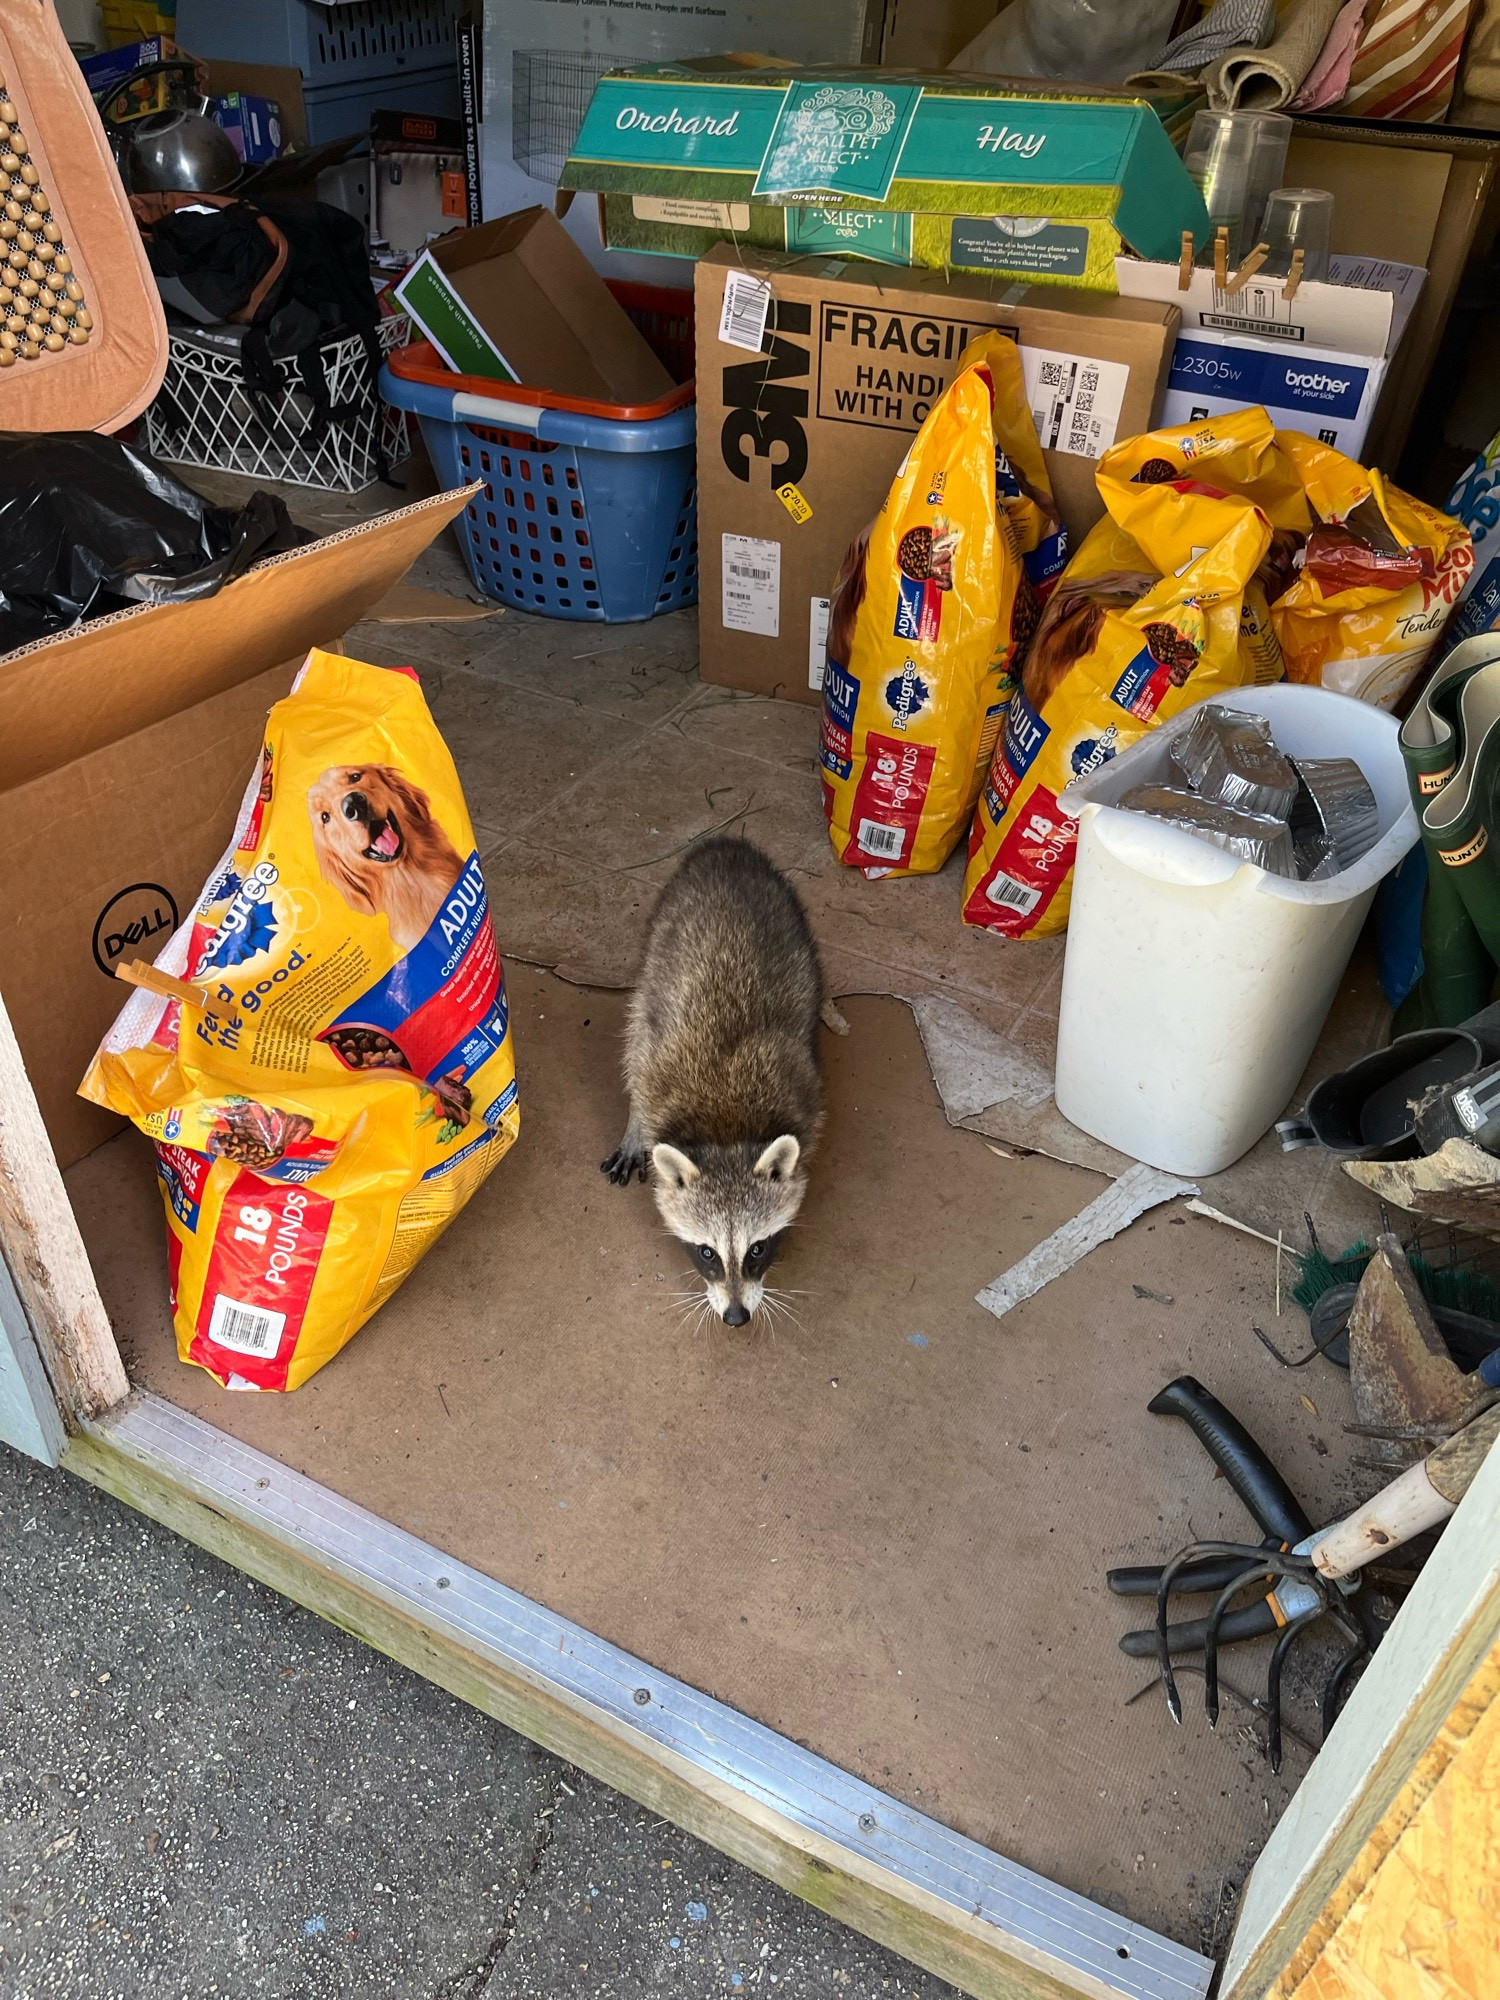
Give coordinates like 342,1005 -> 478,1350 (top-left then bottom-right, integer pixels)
114,958 -> 212,1012
1428,1402 -> 1500,1504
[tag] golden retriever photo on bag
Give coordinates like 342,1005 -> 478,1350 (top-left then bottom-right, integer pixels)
1021,569 -> 1157,713
307,765 -> 464,954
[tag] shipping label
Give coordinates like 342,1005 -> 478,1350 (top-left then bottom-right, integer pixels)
721,533 -> 781,636
1020,347 -> 1129,457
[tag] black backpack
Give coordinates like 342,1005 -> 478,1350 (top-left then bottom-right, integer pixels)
134,195 -> 391,476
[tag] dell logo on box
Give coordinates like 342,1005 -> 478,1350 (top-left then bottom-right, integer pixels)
92,882 -> 179,977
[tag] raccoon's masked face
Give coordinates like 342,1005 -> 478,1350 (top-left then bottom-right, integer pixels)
651,1136 -> 805,1327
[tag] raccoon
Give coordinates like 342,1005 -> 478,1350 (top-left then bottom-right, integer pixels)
601,838 -> 824,1327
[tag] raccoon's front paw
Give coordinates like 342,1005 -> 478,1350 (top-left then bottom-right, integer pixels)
600,1144 -> 648,1186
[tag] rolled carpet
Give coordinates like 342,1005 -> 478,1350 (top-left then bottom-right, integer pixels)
1203,0 -> 1348,106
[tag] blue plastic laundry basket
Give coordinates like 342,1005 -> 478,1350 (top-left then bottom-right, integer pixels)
380,365 -> 699,624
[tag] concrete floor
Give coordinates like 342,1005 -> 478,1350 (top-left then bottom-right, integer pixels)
0,1444 -> 959,2000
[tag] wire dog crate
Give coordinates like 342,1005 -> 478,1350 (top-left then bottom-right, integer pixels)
146,317 -> 411,493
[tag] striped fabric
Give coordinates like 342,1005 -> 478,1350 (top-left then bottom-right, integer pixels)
1340,0 -> 1476,119
1147,0 -> 1277,73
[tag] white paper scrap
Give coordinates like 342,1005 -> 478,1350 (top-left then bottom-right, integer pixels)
976,1163 -> 1198,1321
908,995 -> 1053,1123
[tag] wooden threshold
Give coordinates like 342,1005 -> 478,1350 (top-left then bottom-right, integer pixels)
64,1391 -> 1213,2000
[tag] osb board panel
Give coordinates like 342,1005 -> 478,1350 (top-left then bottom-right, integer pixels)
68,965 -> 1374,1958
1282,1662 -> 1500,2000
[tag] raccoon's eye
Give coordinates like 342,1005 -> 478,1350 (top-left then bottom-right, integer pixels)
749,1240 -> 765,1259
696,1245 -> 714,1266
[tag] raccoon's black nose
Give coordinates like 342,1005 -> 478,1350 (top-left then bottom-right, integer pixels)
722,1302 -> 751,1328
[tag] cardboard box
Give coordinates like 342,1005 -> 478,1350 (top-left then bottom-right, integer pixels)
206,61 -> 307,152
1117,253 -> 1427,460
0,492 -> 467,1170
693,247 -> 1179,707
393,207 -> 676,400
1155,327 -> 1388,460
562,62 -> 1209,289
1279,120 -> 1500,470
212,91 -> 284,165
370,116 -> 470,262
77,38 -> 205,120
880,0 -> 1002,68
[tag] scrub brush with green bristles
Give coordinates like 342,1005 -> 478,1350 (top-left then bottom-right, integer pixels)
1292,1217 -> 1500,1322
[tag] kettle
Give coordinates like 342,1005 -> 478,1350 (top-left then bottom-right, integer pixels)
94,58 -> 242,196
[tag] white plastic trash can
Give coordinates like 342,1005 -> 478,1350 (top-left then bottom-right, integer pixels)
1054,683 -> 1418,1177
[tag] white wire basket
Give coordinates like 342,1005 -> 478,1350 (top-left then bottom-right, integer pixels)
145,314 -> 412,492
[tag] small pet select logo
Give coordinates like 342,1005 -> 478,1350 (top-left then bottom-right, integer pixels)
885,661 -> 930,732
92,882 -> 180,977
786,85 -> 899,175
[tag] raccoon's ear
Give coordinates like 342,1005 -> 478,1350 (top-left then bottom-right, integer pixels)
651,1143 -> 700,1189
753,1135 -> 800,1182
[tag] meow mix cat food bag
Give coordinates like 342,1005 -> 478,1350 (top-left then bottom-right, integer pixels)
820,332 -> 1061,878
81,649 -> 520,1391
962,478 -> 1275,939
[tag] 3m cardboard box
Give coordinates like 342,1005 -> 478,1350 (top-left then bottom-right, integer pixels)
563,62 -> 1208,291
694,247 -> 1179,706
394,206 -> 675,396
0,492 -> 466,1171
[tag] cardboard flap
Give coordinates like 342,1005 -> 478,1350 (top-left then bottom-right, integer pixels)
0,488 -> 472,794
0,0 -> 168,433
1285,135 -> 1450,267
1115,256 -> 1408,361
415,208 -> 674,403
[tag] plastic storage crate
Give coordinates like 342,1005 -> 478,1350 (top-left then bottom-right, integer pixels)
382,285 -> 697,623
173,0 -> 461,143
101,1 -> 176,46
146,316 -> 411,493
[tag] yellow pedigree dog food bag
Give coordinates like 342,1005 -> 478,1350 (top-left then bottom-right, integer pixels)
81,649 -> 520,1391
962,480 -> 1274,938
820,332 -> 1059,878
1099,406 -> 1313,532
1271,431 -> 1472,709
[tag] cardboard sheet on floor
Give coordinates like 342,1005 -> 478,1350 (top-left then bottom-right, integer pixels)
343,603 -> 1386,1252
68,967 -> 1372,1957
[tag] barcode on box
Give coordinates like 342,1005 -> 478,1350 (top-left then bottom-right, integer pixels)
721,533 -> 780,636
718,269 -> 772,353
207,1292 -> 287,1358
857,819 -> 905,860
984,871 -> 1041,915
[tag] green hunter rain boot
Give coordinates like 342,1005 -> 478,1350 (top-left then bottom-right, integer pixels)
1400,634 -> 1500,1028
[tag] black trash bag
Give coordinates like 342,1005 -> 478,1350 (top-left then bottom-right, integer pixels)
0,431 -> 311,652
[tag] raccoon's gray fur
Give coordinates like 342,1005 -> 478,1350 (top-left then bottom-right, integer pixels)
601,837 -> 824,1327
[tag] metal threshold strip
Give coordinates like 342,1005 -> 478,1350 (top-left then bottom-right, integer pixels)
81,1393 -> 1212,2000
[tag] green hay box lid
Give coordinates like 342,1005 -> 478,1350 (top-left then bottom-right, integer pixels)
560,62 -> 1210,264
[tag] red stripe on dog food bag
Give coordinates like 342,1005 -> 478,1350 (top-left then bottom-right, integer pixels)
961,782 -> 1077,935
190,1169 -> 334,1391
839,731 -> 937,871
